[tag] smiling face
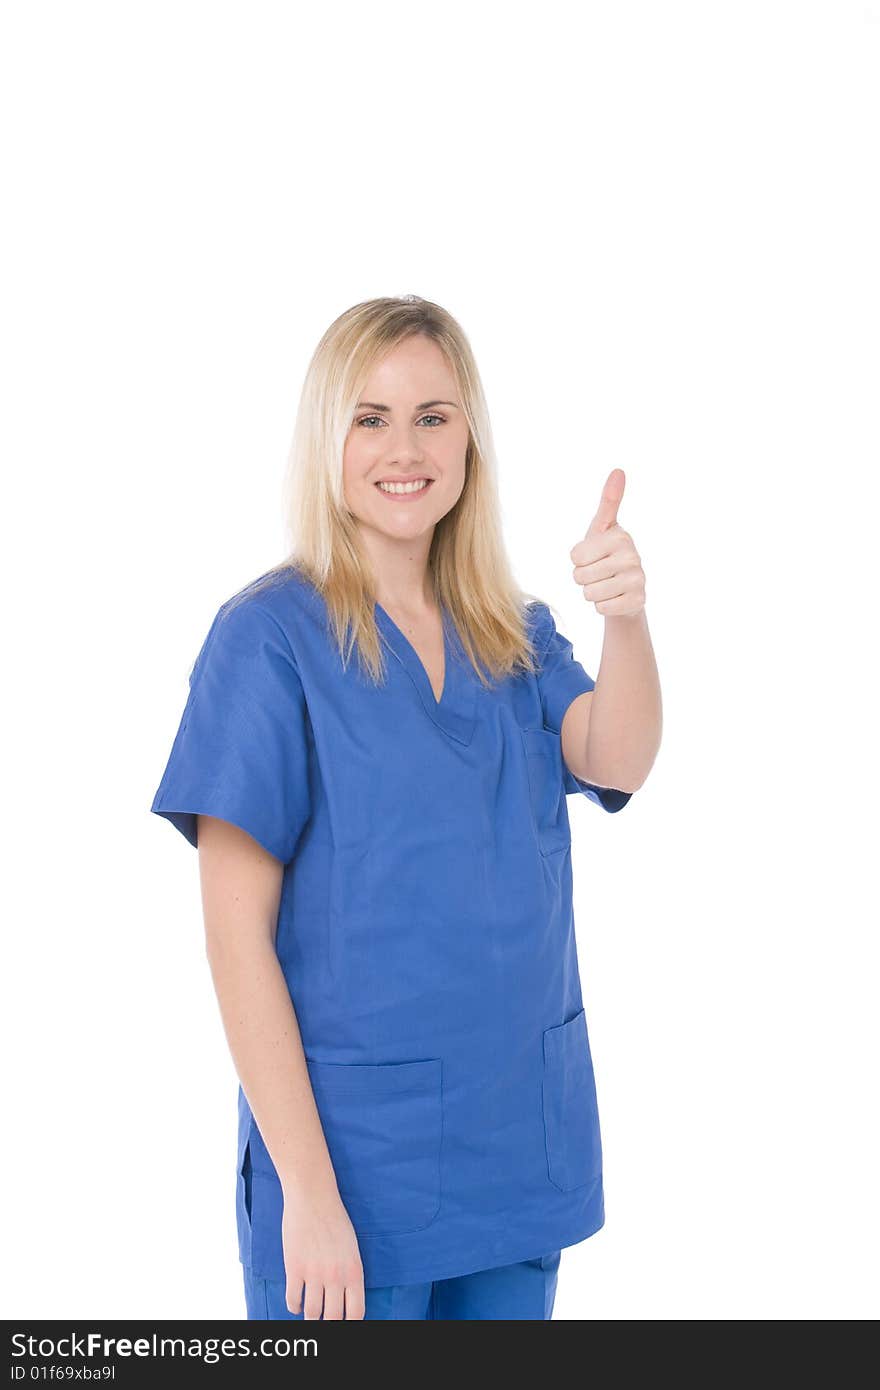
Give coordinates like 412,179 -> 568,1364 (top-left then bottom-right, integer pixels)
342,335 -> 469,552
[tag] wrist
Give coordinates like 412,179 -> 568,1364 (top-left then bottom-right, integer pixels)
279,1161 -> 341,1206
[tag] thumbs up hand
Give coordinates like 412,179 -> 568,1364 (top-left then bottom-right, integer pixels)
569,469 -> 646,618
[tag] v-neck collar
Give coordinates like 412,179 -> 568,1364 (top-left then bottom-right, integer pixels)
374,601 -> 477,746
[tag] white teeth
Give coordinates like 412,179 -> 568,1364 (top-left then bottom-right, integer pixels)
376,479 -> 431,494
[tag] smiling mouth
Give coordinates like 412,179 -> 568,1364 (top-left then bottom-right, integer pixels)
375,478 -> 435,496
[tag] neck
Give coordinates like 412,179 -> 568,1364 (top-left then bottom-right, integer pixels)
360,528 -> 436,614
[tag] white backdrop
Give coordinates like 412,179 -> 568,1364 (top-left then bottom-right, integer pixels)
2,0 -> 877,1320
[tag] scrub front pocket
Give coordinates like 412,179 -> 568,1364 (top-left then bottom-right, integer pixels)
521,727 -> 571,857
541,1009 -> 603,1192
306,1056 -> 443,1234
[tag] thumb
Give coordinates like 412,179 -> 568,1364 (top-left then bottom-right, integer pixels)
585,468 -> 626,537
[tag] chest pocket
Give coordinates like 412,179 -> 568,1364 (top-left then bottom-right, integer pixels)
521,727 -> 571,857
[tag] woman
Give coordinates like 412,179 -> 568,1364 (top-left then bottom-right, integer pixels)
150,295 -> 661,1320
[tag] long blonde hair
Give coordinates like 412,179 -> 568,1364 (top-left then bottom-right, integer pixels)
251,294 -> 544,689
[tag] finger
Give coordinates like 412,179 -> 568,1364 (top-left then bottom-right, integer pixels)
595,592 -> 643,616
570,522 -> 625,568
302,1280 -> 325,1321
286,1277 -> 305,1316
572,553 -> 622,585
345,1281 -> 367,1320
322,1282 -> 345,1321
585,468 -> 625,537
578,569 -> 640,603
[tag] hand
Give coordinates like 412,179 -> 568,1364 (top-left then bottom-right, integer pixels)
281,1180 -> 366,1319
569,468 -> 646,618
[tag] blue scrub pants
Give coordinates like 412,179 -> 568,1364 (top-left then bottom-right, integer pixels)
242,1250 -> 561,1320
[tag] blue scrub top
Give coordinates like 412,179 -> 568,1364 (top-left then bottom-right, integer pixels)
150,566 -> 634,1288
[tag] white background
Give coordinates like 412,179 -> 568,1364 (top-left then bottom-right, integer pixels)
2,0 -> 877,1320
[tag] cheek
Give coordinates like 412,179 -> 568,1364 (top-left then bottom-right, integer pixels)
438,441 -> 468,492
444,428 -> 470,470
342,438 -> 373,486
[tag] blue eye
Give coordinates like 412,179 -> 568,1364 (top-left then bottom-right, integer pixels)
356,414 -> 446,429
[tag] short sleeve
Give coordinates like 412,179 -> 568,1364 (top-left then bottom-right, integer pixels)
150,597 -> 312,862
530,602 -> 633,815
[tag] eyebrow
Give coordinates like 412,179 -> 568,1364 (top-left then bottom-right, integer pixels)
355,400 -> 460,412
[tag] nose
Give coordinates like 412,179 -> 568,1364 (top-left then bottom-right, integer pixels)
386,415 -> 429,445
382,431 -> 426,465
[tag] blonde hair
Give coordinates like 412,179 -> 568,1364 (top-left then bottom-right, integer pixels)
252,294 -> 544,689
